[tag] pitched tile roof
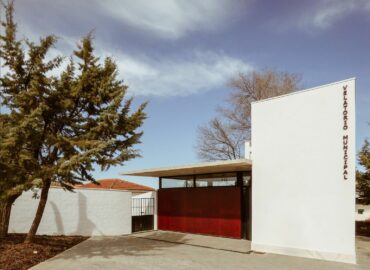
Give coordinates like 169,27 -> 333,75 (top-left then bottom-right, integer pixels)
76,178 -> 155,191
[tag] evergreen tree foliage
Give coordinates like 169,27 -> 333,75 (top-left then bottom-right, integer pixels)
357,139 -> 370,205
0,1 -> 146,241
0,0 -> 43,237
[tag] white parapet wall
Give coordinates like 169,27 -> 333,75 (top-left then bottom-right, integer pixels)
251,78 -> 356,264
9,187 -> 132,236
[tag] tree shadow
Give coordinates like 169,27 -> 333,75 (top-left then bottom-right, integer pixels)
53,232 -> 189,260
50,201 -> 64,235
73,192 -> 102,236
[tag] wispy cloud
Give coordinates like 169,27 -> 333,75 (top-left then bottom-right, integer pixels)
14,32 -> 253,97
11,0 -> 253,97
275,0 -> 370,32
304,0 -> 359,29
93,0 -> 247,39
111,51 -> 253,96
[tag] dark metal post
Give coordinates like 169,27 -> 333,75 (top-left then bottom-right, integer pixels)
193,175 -> 196,188
236,172 -> 243,187
159,177 -> 162,189
238,172 -> 248,240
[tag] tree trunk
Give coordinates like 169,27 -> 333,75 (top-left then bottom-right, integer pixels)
24,179 -> 51,243
0,194 -> 20,238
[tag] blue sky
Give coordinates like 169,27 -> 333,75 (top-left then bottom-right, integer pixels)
13,0 -> 370,188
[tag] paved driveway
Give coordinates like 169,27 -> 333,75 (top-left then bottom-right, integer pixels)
31,232 -> 370,270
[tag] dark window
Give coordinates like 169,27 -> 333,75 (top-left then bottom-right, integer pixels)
161,172 -> 250,188
162,176 -> 193,188
196,173 -> 237,187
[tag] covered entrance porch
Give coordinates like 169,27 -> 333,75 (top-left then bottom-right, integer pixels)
123,159 -> 252,240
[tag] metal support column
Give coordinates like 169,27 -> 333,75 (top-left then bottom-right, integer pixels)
238,172 -> 248,240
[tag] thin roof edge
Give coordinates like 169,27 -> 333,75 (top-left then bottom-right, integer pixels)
252,77 -> 356,105
121,158 -> 252,176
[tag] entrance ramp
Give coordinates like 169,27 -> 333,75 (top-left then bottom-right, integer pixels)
133,230 -> 251,253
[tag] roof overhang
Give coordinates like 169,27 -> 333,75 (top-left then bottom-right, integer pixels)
121,159 -> 252,178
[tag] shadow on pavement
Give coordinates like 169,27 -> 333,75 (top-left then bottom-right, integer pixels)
53,232 -> 188,260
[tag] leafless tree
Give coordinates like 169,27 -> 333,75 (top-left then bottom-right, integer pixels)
197,70 -> 301,161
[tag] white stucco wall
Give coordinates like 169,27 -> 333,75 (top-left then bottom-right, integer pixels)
356,204 -> 370,221
251,78 -> 356,263
133,191 -> 158,230
9,187 -> 132,236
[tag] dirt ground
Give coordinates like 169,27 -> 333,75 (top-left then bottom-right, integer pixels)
0,234 -> 87,270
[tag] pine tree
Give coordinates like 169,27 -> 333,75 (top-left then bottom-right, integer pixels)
357,139 -> 370,205
0,1 -> 146,242
0,1 -> 43,237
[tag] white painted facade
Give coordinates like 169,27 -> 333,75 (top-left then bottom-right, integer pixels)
251,78 -> 356,263
9,188 -> 132,236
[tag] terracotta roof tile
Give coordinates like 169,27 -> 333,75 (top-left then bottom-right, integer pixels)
76,178 -> 155,191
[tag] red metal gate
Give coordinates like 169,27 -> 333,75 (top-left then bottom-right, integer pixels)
158,187 -> 241,238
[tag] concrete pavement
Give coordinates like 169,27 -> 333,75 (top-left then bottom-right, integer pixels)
30,232 -> 370,270
133,230 -> 251,253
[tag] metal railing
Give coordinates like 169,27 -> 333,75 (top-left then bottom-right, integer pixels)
132,198 -> 154,216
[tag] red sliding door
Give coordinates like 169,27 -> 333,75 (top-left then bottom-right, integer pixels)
158,187 -> 241,238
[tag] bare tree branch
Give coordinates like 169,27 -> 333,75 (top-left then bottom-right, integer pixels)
197,69 -> 301,161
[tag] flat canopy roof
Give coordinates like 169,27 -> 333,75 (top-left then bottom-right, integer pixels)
121,159 -> 252,178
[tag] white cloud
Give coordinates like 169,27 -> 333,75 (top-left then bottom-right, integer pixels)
94,0 -> 246,39
7,34 -> 252,97
110,51 -> 253,96
309,0 -> 356,29
300,0 -> 370,30
10,1 -> 253,97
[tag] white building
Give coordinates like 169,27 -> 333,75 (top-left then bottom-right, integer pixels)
123,78 -> 357,264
